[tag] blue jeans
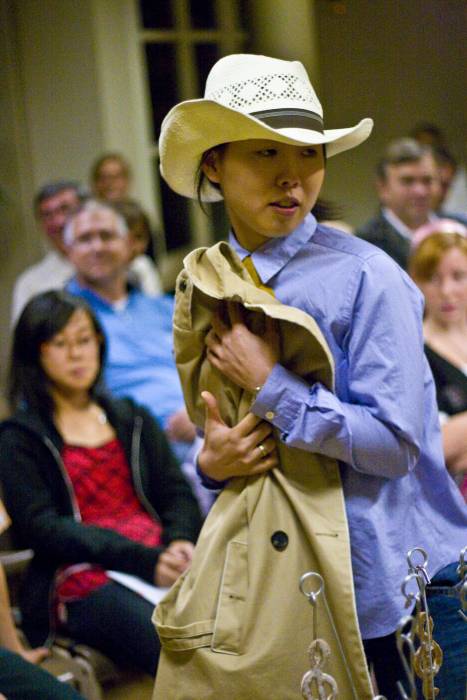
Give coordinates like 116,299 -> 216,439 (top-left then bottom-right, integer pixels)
364,562 -> 466,700
63,581 -> 159,675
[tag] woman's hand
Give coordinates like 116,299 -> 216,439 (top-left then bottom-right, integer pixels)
154,540 -> 194,587
205,302 -> 279,391
198,391 -> 279,481
20,647 -> 50,665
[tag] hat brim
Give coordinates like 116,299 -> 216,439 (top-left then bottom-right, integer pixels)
159,100 -> 373,202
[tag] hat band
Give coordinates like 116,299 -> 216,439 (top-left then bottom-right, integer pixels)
251,108 -> 324,134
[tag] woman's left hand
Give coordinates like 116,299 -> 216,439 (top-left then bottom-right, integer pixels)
154,540 -> 194,587
205,302 -> 279,391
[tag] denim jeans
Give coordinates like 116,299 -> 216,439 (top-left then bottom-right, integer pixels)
364,562 -> 466,700
63,581 -> 159,675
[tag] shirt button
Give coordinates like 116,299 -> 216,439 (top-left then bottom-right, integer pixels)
271,530 -> 289,551
265,410 -> 275,420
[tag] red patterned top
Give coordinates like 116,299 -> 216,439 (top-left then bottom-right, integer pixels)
55,438 -> 162,605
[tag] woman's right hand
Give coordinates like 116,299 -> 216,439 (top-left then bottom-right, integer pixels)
197,391 -> 279,481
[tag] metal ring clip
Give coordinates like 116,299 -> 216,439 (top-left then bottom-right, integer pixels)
299,571 -> 324,606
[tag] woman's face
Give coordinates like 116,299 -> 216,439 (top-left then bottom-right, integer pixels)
202,139 -> 325,251
418,246 -> 467,326
94,158 -> 129,202
40,309 -> 101,396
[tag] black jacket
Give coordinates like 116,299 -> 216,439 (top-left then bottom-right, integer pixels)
356,212 -> 410,270
0,395 -> 202,645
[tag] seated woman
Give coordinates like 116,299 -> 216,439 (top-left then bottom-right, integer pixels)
409,219 -> 467,500
0,290 -> 202,675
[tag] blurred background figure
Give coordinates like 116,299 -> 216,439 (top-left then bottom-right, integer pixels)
409,219 -> 467,501
411,122 -> 467,218
11,181 -> 87,324
90,152 -> 160,268
111,199 -> 162,296
356,138 -> 438,270
90,153 -> 131,204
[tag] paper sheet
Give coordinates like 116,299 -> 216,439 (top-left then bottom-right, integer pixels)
107,570 -> 169,605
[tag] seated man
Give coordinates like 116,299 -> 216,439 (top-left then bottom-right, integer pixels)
11,181 -> 85,323
63,199 -> 197,463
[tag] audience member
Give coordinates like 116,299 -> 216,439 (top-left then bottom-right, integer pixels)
411,122 -> 467,216
0,498 -> 85,699
356,137 -> 438,269
111,199 -> 162,295
0,291 -> 201,674
63,200 -> 196,459
409,220 -> 467,500
11,181 -> 86,323
90,153 -> 131,203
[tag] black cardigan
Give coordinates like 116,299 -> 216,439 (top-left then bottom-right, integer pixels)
0,395 -> 202,645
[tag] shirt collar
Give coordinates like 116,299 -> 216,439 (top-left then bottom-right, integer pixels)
67,276 -> 134,310
228,213 -> 318,284
382,208 -> 438,240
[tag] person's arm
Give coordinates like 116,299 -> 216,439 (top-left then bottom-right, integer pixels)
0,562 -> 48,663
207,255 -> 426,479
136,404 -> 204,545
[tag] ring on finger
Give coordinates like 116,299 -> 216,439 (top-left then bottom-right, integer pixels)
258,443 -> 267,459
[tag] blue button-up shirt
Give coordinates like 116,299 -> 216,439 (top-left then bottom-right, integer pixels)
230,214 -> 466,639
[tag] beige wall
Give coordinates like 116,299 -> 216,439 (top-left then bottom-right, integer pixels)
314,0 -> 466,226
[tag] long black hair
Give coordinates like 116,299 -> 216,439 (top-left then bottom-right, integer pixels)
8,290 -> 107,416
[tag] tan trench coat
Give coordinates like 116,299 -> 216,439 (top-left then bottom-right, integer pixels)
153,242 -> 373,699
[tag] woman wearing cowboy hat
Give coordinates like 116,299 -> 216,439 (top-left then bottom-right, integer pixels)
155,54 -> 466,700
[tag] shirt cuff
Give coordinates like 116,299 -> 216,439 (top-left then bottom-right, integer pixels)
252,363 -> 311,434
196,456 -> 227,490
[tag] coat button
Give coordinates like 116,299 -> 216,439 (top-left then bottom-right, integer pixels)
265,410 -> 275,420
179,279 -> 187,292
271,530 -> 288,551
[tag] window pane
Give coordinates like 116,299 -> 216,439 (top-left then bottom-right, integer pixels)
158,176 -> 191,251
190,0 -> 216,29
195,43 -> 220,94
139,1 -> 174,29
144,44 -> 178,141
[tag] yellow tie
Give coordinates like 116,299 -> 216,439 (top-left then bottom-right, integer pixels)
243,255 -> 275,297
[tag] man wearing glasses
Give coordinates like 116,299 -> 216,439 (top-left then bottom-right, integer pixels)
11,181 -> 86,323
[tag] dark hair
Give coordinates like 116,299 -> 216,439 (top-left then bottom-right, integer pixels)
90,153 -> 131,183
33,180 -> 88,215
409,122 -> 445,147
376,138 -> 432,181
110,199 -> 152,239
8,290 -> 107,415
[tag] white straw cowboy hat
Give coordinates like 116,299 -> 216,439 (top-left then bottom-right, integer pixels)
159,53 -> 373,202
